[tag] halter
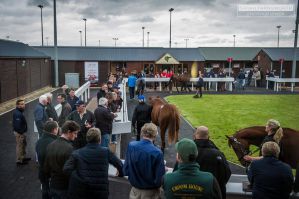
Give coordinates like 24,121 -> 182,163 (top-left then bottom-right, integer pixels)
231,137 -> 250,161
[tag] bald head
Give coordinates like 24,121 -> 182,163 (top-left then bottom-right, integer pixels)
194,126 -> 209,139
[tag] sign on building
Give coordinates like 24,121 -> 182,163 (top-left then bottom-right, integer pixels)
84,62 -> 99,85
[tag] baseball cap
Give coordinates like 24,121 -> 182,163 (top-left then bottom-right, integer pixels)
138,95 -> 145,101
75,100 -> 85,106
175,138 -> 198,162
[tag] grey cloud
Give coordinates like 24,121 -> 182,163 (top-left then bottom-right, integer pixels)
138,16 -> 155,22
27,0 -> 50,7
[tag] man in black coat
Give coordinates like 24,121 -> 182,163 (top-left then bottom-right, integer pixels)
13,99 -> 30,165
131,95 -> 152,141
57,93 -> 72,127
67,100 -> 95,149
96,83 -> 108,104
94,97 -> 116,147
44,121 -> 80,199
36,121 -> 59,199
63,128 -> 123,199
45,93 -> 58,122
247,141 -> 293,199
194,73 -> 204,98
67,88 -> 79,111
194,126 -> 231,199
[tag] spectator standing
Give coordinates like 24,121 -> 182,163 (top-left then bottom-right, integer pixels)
94,97 -> 116,147
45,93 -> 58,122
44,121 -> 80,199
34,95 -> 49,137
247,141 -> 293,199
67,100 -> 95,149
194,126 -> 231,199
237,69 -> 246,90
136,73 -> 145,96
57,93 -> 72,127
253,67 -> 261,87
13,99 -> 30,165
97,83 -> 108,104
67,88 -> 79,111
124,123 -> 165,199
163,138 -> 222,199
61,85 -> 70,96
131,95 -> 152,141
128,72 -> 137,99
36,121 -> 59,199
63,128 -> 124,199
203,68 -> 210,91
246,69 -> 253,86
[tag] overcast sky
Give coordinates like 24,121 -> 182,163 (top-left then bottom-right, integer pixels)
0,0 -> 297,47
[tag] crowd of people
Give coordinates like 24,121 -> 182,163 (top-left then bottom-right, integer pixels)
11,71 -> 299,199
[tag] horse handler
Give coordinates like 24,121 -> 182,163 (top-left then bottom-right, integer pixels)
194,73 -> 204,98
131,95 -> 152,141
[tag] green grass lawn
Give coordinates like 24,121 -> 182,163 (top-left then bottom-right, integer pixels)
166,94 -> 299,164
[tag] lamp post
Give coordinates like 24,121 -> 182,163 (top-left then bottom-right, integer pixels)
169,8 -> 174,48
142,27 -> 145,47
83,18 -> 87,46
147,32 -> 150,47
38,5 -> 44,46
113,38 -> 118,47
276,25 -> 281,47
233,34 -> 236,47
79,30 -> 82,46
292,1 -> 299,78
53,0 -> 59,86
184,38 -> 189,48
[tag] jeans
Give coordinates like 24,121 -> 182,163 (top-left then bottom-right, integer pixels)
101,134 -> 110,147
129,87 -> 135,99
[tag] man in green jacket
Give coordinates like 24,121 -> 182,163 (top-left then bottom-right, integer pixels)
163,138 -> 222,199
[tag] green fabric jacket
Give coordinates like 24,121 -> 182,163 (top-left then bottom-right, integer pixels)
163,163 -> 222,199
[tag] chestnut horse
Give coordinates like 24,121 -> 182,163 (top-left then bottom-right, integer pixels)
226,126 -> 299,169
148,96 -> 180,152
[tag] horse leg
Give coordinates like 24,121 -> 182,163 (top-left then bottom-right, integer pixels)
160,123 -> 167,153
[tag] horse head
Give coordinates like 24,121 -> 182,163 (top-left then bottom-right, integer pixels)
226,135 -> 250,167
148,96 -> 162,106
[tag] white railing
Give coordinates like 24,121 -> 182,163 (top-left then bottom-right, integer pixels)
140,77 -> 235,91
266,77 -> 299,92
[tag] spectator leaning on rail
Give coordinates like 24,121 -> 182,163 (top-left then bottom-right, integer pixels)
94,97 -> 117,147
247,141 -> 293,199
34,94 -> 49,138
128,72 -> 137,99
163,138 -> 222,199
13,99 -> 31,165
63,128 -> 124,199
67,100 -> 95,149
193,126 -> 231,199
45,92 -> 58,122
57,93 -> 72,127
67,88 -> 79,111
244,119 -> 283,162
131,95 -> 152,141
44,121 -> 80,199
35,121 -> 59,199
124,123 -> 165,199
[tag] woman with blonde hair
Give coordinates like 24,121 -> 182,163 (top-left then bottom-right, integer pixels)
244,119 -> 283,162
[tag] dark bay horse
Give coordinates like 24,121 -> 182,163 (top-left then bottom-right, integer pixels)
148,96 -> 180,152
226,126 -> 299,169
168,73 -> 191,93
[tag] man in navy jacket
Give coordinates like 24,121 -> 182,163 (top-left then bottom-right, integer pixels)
13,99 -> 30,165
247,141 -> 293,199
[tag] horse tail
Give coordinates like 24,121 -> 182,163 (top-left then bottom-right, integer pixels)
274,127 -> 283,144
165,104 -> 179,144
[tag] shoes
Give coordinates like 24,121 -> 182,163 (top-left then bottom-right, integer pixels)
16,161 -> 28,165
